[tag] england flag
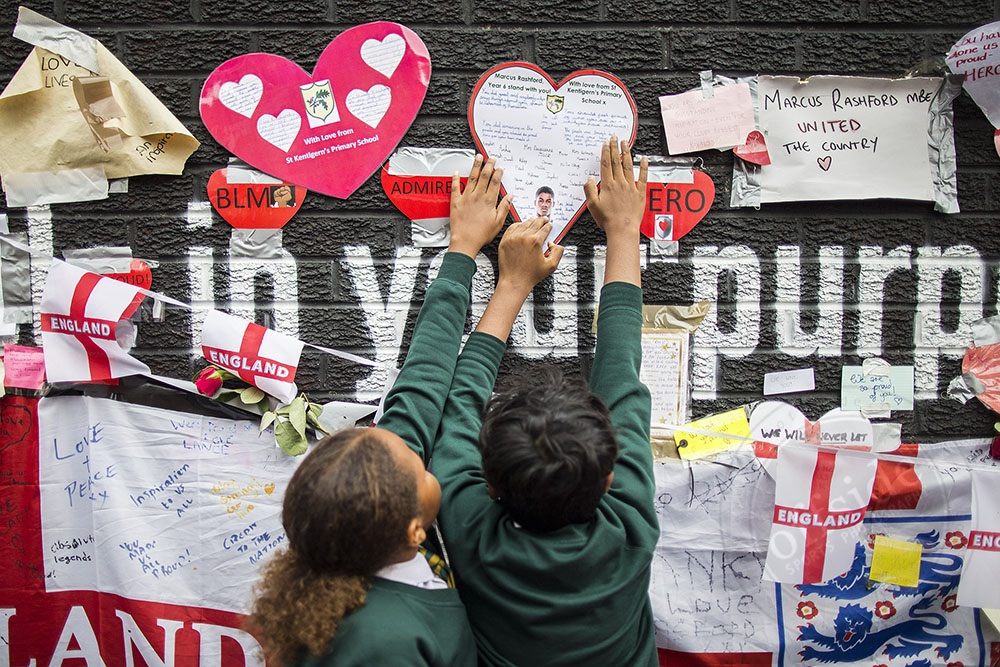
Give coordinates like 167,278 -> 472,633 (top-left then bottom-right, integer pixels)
764,445 -> 878,584
40,260 -> 148,382
201,310 -> 303,404
957,467 -> 1000,609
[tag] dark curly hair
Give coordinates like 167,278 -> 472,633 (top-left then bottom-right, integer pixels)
478,366 -> 619,532
246,427 -> 418,663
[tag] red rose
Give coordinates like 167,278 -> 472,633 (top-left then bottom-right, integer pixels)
873,600 -> 896,619
194,367 -> 223,396
941,595 -> 959,613
796,601 -> 818,620
945,531 -> 968,549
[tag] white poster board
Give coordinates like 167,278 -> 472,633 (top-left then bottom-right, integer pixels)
756,75 -> 942,203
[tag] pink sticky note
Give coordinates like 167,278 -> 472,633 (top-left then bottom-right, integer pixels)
3,345 -> 46,390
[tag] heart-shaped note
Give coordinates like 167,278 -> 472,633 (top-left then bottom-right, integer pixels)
200,23 -> 431,199
750,401 -> 873,474
104,258 -> 153,290
640,171 -> 714,241
381,147 -> 475,223
207,168 -> 305,229
733,130 -> 770,165
469,62 -> 637,246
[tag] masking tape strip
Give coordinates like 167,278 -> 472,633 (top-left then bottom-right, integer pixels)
13,6 -> 99,74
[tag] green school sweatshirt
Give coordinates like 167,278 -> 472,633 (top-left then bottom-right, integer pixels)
434,282 -> 660,667
302,579 -> 477,667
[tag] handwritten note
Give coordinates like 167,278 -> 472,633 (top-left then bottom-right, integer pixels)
38,395 -> 302,613
470,64 -> 636,245
639,331 -> 689,427
673,408 -> 751,460
756,75 -> 942,204
659,83 -> 756,154
3,345 -> 45,389
841,365 -> 914,412
763,368 -> 815,396
869,535 -> 921,587
947,21 -> 1000,127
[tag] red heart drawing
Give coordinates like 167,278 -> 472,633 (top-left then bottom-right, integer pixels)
0,404 -> 32,454
733,130 -> 770,165
640,171 -> 715,241
207,169 -> 305,229
817,156 -> 832,171
200,23 -> 431,198
657,218 -> 671,232
469,62 -> 637,246
104,258 -> 153,290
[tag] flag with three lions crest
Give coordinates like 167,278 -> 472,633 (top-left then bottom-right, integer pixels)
650,440 -> 1000,666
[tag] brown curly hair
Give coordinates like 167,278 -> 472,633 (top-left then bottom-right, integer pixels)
246,427 -> 419,664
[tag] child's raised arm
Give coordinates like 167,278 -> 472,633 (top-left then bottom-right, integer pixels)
377,155 -> 511,462
473,216 -> 564,342
583,137 -> 648,287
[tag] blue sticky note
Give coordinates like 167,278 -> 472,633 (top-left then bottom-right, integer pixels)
841,366 -> 914,411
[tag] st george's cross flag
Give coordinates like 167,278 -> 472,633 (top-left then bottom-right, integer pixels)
763,445 -> 878,584
40,260 -> 148,382
201,309 -> 303,403
957,467 -> 1000,609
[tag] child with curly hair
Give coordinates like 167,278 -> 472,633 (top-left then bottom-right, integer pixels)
247,154 -> 515,666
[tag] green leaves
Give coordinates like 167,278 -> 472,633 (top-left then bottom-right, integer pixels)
259,393 -> 328,456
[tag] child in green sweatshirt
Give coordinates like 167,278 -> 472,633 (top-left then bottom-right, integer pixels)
433,138 -> 659,666
247,155 -> 512,667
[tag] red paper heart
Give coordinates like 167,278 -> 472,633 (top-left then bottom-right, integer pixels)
0,404 -> 32,454
469,62 -> 637,246
207,169 -> 305,229
639,171 -> 715,241
733,130 -> 770,165
104,258 -> 153,290
200,23 -> 430,198
381,169 -> 468,221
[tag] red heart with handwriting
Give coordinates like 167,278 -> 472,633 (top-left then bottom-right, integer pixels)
733,130 -> 770,165
380,148 -> 474,223
640,171 -> 715,241
207,169 -> 305,229
104,258 -> 153,290
0,404 -> 32,454
200,23 -> 431,198
469,62 -> 637,246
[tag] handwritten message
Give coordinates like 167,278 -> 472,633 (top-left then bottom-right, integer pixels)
673,408 -> 751,460
756,75 -> 942,203
2,345 -> 45,390
841,365 -> 914,412
38,395 -> 302,613
869,535 -> 921,587
947,21 -> 1000,127
470,63 -> 636,245
639,331 -> 689,427
659,83 -> 756,154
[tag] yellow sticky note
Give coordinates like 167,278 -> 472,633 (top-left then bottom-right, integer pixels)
673,408 -> 751,459
869,535 -> 922,587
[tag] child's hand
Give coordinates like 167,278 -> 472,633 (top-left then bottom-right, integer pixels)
583,137 -> 648,242
448,154 -> 512,259
496,217 -> 564,296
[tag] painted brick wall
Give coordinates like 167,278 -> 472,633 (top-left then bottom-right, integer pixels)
2,0 -> 999,442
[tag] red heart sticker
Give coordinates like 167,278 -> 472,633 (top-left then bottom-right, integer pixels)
207,169 -> 305,229
640,171 -> 715,241
104,258 -> 153,290
733,130 -> 771,165
200,23 -> 431,198
469,62 -> 637,246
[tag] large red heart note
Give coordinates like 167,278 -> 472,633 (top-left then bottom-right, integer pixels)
200,23 -> 431,199
207,168 -> 305,229
469,62 -> 637,246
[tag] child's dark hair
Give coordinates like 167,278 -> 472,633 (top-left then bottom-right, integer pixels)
478,366 -> 619,532
246,428 -> 418,663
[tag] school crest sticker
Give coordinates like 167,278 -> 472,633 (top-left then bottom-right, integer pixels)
546,94 -> 564,114
300,79 -> 339,128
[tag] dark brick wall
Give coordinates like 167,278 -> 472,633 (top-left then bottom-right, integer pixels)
2,0 -> 999,442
